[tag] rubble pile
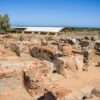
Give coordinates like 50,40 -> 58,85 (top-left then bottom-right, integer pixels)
0,34 -> 100,100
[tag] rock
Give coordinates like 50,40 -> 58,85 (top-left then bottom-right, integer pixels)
62,44 -> 73,56
23,60 -> 52,97
79,40 -> 89,48
59,56 -> 78,72
37,91 -> 57,100
29,46 -> 56,62
10,43 -> 20,56
31,38 -> 41,45
0,47 -> 16,57
65,91 -> 84,100
66,39 -> 75,45
92,88 -> 100,97
80,86 -> 94,98
53,58 -> 65,76
65,86 -> 94,100
94,41 -> 100,55
74,54 -> 83,71
95,62 -> 100,67
41,38 -> 48,46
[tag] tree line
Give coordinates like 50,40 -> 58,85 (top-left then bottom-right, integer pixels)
61,27 -> 100,32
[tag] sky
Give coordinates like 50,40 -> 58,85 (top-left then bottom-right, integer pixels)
0,0 -> 100,27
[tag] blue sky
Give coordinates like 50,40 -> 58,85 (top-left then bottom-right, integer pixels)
0,0 -> 100,27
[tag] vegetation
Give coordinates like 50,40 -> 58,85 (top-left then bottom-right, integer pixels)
61,27 -> 100,32
0,14 -> 11,32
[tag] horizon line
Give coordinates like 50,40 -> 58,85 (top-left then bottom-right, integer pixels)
12,24 -> 100,29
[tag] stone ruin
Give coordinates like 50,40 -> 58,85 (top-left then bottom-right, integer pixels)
0,34 -> 100,100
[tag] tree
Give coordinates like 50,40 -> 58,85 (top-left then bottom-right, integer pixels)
0,14 -> 11,32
